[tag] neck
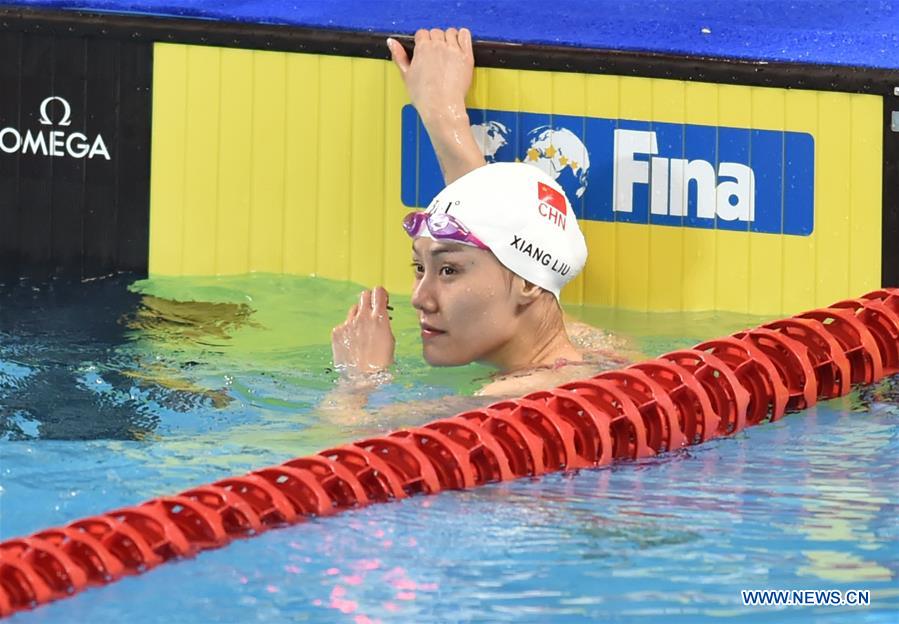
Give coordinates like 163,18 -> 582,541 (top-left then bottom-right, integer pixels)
483,302 -> 581,374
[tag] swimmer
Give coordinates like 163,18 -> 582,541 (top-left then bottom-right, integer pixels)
328,28 -> 628,413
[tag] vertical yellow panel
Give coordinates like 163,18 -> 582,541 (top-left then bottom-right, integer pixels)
518,68 -> 552,114
715,84 -> 751,313
215,48 -> 253,275
650,79 -> 687,126
248,51 -> 286,273
349,58 -> 387,286
814,93 -> 852,306
616,77 -> 653,311
782,89 -> 818,312
551,71 -> 585,118
149,43 -> 187,275
468,64 -> 490,112
182,45 -> 220,275
748,86 -> 785,315
383,67 -> 412,295
681,81 -> 719,310
485,67 -> 519,114
684,81 -> 719,126
583,74 -> 620,307
315,56 -> 353,280
584,74 -> 622,119
283,53 -> 320,275
579,221 -> 611,307
648,78 -> 686,310
849,94 -> 883,295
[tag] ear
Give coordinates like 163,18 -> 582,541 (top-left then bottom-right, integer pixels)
511,276 -> 544,308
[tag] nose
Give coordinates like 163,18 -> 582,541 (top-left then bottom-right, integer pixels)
411,273 -> 438,313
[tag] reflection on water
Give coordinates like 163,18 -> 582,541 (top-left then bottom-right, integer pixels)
0,275 -> 152,440
854,374 -> 899,413
119,294 -> 263,411
0,276 -> 256,440
1,273 -> 896,623
123,294 -> 260,346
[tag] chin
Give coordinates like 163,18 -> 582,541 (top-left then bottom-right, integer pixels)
422,345 -> 471,367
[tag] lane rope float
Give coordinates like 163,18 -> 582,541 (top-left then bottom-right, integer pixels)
2,288 -> 898,616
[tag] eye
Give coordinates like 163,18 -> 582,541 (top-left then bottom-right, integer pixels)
411,262 -> 424,277
439,265 -> 457,277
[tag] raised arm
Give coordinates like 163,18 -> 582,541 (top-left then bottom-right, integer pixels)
324,29 -> 488,420
388,28 -> 486,184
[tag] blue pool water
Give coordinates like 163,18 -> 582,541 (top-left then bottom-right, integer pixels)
1,274 -> 897,623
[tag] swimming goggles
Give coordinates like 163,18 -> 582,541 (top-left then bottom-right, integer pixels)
402,211 -> 488,249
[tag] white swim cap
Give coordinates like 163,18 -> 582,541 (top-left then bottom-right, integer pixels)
421,163 -> 588,300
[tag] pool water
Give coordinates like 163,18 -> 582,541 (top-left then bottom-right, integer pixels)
1,274 -> 896,623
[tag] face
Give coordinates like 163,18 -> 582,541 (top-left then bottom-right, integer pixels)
411,237 -> 521,367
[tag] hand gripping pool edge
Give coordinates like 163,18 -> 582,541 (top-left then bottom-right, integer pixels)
1,288 -> 898,616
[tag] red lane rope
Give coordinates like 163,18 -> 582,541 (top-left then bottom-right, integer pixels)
2,288 -> 898,617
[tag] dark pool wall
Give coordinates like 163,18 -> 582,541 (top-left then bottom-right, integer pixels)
0,275 -> 157,440
0,30 -> 152,280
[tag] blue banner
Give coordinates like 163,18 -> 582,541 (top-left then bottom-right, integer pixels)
401,106 -> 815,236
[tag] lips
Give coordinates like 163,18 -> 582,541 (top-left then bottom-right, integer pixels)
420,322 -> 446,338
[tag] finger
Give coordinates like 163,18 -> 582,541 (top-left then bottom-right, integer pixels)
358,290 -> 373,317
459,27 -> 474,59
387,38 -> 411,74
414,28 -> 430,45
346,304 -> 359,323
371,286 -> 390,317
445,27 -> 459,48
429,28 -> 445,42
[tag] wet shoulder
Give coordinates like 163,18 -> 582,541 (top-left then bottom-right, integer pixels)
476,358 -> 626,398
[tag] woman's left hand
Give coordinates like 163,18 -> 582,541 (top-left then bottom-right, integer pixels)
331,286 -> 396,377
